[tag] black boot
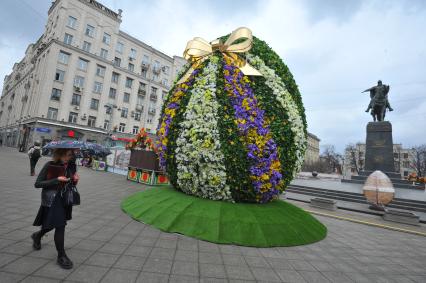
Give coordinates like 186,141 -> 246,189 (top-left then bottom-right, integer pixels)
31,232 -> 41,250
57,253 -> 73,269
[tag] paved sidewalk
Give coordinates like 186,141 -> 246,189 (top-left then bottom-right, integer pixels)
0,146 -> 425,283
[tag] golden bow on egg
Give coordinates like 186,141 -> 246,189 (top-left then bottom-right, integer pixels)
176,27 -> 262,84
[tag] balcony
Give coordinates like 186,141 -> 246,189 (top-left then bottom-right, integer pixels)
73,86 -> 82,92
138,88 -> 146,96
148,108 -> 156,115
152,67 -> 161,74
150,94 -> 157,101
141,62 -> 150,70
135,104 -> 144,111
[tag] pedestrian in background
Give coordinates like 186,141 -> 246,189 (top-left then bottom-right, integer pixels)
28,141 -> 42,176
31,148 -> 79,269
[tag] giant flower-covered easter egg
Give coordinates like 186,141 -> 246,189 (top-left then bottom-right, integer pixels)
157,29 -> 307,203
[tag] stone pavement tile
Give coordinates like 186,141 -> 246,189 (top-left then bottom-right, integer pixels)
1,240 -> 33,256
245,256 -> 270,268
1,229 -> 31,241
174,249 -> 198,262
171,261 -> 199,276
275,269 -> 307,282
0,238 -> 16,250
109,234 -> 136,245
265,258 -> 293,270
177,238 -> 198,251
100,268 -> 139,283
344,272 -> 372,283
309,260 -> 336,272
219,245 -> 241,255
133,236 -> 157,247
408,275 -> 426,283
136,271 -> 169,283
199,263 -> 226,278
1,256 -> 49,275
20,275 -> 61,283
329,261 -> 360,273
169,274 -> 199,283
27,246 -> 58,260
85,252 -> 120,267
199,252 -> 223,264
321,271 -> 354,282
140,228 -> 161,238
65,248 -> 93,264
251,267 -> 282,282
225,265 -> 255,281
159,233 -> 179,241
98,242 -> 129,255
33,260 -> 75,279
259,248 -> 282,258
73,239 -> 106,251
125,245 -> 153,257
239,247 -> 261,257
390,275 -> 419,283
0,253 -> 20,267
66,264 -> 109,283
0,271 -> 26,283
289,259 -> 317,271
113,255 -> 145,270
198,241 -> 220,253
148,247 -> 175,259
143,258 -> 173,274
155,239 -> 177,249
199,278 -> 227,283
298,270 -> 331,283
222,254 -> 246,266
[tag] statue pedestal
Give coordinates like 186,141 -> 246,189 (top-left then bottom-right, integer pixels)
364,121 -> 395,173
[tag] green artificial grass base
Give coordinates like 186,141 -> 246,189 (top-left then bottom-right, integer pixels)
121,187 -> 327,247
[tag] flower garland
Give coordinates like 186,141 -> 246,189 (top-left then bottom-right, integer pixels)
175,56 -> 231,200
223,56 -> 283,203
126,128 -> 157,151
247,54 -> 307,174
157,68 -> 201,169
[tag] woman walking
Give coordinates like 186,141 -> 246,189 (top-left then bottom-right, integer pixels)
31,148 -> 79,269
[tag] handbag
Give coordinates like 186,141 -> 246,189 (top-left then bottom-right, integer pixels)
61,166 -> 81,206
62,182 -> 80,206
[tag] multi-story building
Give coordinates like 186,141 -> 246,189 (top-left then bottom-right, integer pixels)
303,132 -> 320,166
0,0 -> 186,150
343,143 -> 415,178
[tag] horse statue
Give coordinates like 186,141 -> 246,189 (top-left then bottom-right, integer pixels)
363,80 -> 393,122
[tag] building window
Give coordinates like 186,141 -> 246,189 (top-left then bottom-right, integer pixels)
147,117 -> 153,124
74,76 -> 85,88
64,33 -> 73,45
134,111 -> 141,121
128,63 -> 134,72
137,95 -> 144,105
162,78 -> 168,87
132,126 -> 139,134
82,41 -> 91,52
114,57 -> 121,67
90,98 -> 99,110
68,112 -> 78,123
85,24 -> 95,37
142,55 -> 149,65
121,107 -> 128,118
58,51 -> 70,64
78,58 -> 88,71
403,153 -> 408,159
109,88 -> 116,99
141,68 -> 147,78
100,48 -> 108,59
47,107 -> 58,120
103,120 -> 110,130
67,16 -> 77,28
162,91 -> 168,100
118,123 -> 126,133
130,48 -> 137,59
163,65 -> 170,75
55,69 -> 65,82
111,72 -> 119,83
103,33 -> 111,45
96,65 -> 106,77
123,92 -> 130,103
88,116 -> 96,127
403,161 -> 410,168
125,77 -> 133,88
71,93 -> 81,106
116,42 -> 124,53
404,171 -> 409,177
393,153 -> 399,158
93,82 -> 103,94
51,88 -> 61,101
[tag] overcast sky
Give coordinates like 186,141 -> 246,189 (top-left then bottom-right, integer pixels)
1,0 -> 425,152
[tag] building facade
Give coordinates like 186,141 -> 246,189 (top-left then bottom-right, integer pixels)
343,143 -> 415,178
0,0 -> 186,150
303,132 -> 320,166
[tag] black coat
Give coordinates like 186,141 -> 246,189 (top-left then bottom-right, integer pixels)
34,161 -> 76,207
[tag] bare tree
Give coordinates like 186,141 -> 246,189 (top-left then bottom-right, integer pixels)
345,144 -> 359,174
320,145 -> 342,174
411,145 -> 426,177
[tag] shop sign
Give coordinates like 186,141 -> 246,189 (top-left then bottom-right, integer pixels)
36,127 -> 51,133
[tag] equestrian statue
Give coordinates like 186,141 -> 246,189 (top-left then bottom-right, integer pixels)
363,80 -> 393,122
